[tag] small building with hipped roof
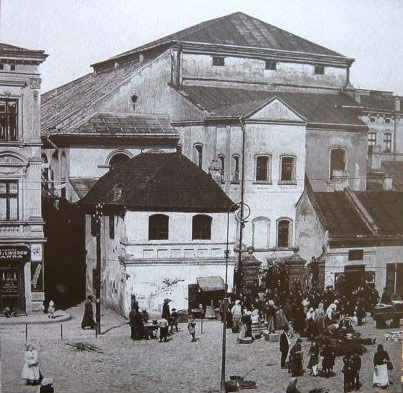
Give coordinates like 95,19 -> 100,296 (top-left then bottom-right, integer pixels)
79,152 -> 237,315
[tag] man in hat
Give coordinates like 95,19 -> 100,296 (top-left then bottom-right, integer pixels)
162,299 -> 171,320
81,295 -> 96,329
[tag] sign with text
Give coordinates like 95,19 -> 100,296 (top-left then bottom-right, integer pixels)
31,261 -> 43,292
0,269 -> 19,295
0,246 -> 30,262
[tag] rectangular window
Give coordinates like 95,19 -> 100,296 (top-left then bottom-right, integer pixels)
330,149 -> 346,178
314,65 -> 324,75
91,215 -> 97,237
265,60 -> 276,70
194,145 -> 203,169
256,156 -> 270,182
385,118 -> 391,124
109,215 -> 115,239
280,156 -> 295,182
0,99 -> 18,141
369,115 -> 376,122
368,132 -> 377,146
0,180 -> 18,220
348,249 -> 364,261
383,133 -> 392,153
212,57 -> 225,66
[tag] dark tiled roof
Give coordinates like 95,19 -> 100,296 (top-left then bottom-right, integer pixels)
69,178 -> 98,199
312,192 -> 372,236
41,54 -> 161,136
0,42 -> 47,61
356,192 -> 403,236
179,86 -> 365,127
381,161 -> 403,190
100,12 -> 344,65
63,112 -> 177,136
79,153 -> 234,212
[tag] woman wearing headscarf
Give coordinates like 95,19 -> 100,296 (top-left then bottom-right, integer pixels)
314,302 -> 325,335
21,344 -> 42,386
373,344 -> 392,388
305,307 -> 316,340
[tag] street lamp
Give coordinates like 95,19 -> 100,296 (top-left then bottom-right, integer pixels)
220,201 -> 250,392
93,202 -> 104,336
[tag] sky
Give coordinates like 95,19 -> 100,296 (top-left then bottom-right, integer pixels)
1,0 -> 402,94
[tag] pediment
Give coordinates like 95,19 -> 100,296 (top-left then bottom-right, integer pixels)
0,152 -> 28,175
248,98 -> 305,123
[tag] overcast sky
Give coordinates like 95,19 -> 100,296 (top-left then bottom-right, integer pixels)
1,0 -> 402,94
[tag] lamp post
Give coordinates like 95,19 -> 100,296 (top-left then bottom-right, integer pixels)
220,202 -> 250,392
93,202 -> 104,336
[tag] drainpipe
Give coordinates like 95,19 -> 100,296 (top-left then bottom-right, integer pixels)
237,117 -> 247,295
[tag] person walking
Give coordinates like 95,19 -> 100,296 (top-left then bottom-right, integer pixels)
342,354 -> 353,392
289,338 -> 304,377
373,344 -> 392,389
231,300 -> 242,333
321,342 -> 335,377
188,316 -> 197,342
307,342 -> 319,377
351,352 -> 361,391
21,344 -> 42,386
162,299 -> 171,320
158,316 -> 169,342
81,295 -> 96,329
129,307 -> 138,340
280,326 -> 291,369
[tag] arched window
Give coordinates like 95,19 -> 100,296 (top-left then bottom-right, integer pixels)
330,148 -> 346,179
383,132 -> 392,153
252,217 -> 270,249
218,155 -> 225,182
149,214 -> 169,240
60,153 -> 66,180
277,219 -> 292,248
109,153 -> 130,169
231,155 -> 240,183
193,144 -> 203,168
41,154 -> 49,191
192,214 -> 212,240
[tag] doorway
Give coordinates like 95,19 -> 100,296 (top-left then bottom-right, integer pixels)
0,265 -> 25,314
344,265 -> 365,292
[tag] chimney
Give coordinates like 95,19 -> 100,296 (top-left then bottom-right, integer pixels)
354,91 -> 361,105
139,53 -> 144,64
383,175 -> 393,191
114,62 -> 120,70
395,96 -> 401,112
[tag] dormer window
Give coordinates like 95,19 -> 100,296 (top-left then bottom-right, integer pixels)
212,57 -> 225,66
314,65 -> 325,75
265,60 -> 277,70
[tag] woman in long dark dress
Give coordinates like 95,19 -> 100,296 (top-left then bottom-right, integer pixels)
321,343 -> 335,377
289,339 -> 304,377
81,295 -> 96,329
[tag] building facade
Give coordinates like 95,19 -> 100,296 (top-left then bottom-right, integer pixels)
0,43 -> 47,314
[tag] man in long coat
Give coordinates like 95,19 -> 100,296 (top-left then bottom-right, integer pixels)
280,325 -> 291,369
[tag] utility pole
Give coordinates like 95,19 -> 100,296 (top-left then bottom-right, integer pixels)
94,202 -> 104,335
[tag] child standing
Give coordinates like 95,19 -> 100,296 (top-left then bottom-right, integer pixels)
188,316 -> 196,342
47,300 -> 55,319
351,352 -> 361,391
170,308 -> 179,333
158,317 -> 169,343
342,354 -> 353,392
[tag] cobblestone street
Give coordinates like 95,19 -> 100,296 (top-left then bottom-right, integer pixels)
1,305 -> 401,393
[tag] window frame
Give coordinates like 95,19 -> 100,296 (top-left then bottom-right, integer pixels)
383,132 -> 392,153
265,60 -> 277,70
231,154 -> 240,184
192,214 -> 212,240
212,56 -> 225,66
368,131 -> 377,146
0,179 -> 19,221
314,65 -> 325,75
0,98 -> 18,142
148,214 -> 169,241
277,218 -> 292,249
218,154 -> 225,183
329,148 -> 347,179
255,155 -> 271,183
279,155 -> 296,184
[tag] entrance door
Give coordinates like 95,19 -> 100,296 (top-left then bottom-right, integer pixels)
344,265 -> 365,292
0,265 -> 25,314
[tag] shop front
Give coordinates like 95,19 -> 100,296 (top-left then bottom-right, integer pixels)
0,244 -> 44,315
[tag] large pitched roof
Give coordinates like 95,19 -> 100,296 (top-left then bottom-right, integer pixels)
178,86 -> 366,127
41,53 -> 162,136
95,12 -> 346,67
311,190 -> 403,238
79,153 -> 234,212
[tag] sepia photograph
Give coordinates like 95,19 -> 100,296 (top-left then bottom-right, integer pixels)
0,1 -> 402,392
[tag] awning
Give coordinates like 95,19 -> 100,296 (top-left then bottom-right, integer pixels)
196,276 -> 225,292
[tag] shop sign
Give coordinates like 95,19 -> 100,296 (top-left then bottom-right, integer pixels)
0,270 -> 19,295
0,246 -> 30,262
31,261 -> 43,292
31,244 -> 42,262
